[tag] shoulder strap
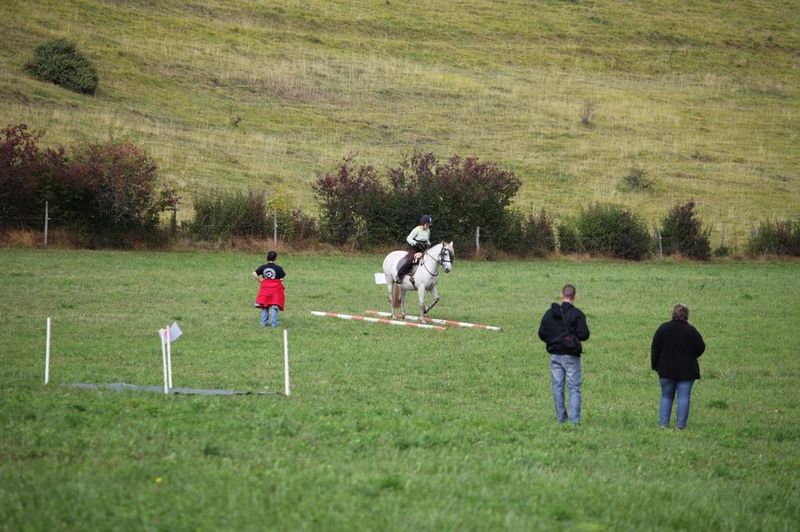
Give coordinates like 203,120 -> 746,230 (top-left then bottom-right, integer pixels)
558,304 -> 572,335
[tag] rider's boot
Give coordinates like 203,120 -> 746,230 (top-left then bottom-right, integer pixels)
395,260 -> 408,284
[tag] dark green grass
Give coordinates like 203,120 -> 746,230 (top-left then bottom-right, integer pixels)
1,249 -> 799,529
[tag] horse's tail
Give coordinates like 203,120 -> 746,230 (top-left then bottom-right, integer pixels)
392,282 -> 401,307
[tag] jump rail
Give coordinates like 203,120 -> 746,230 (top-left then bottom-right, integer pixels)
311,311 -> 446,331
365,310 -> 501,331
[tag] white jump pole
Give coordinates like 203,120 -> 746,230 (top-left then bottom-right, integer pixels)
160,328 -> 169,394
44,317 -> 51,384
166,326 -> 173,389
364,310 -> 502,331
311,311 -> 447,331
283,328 -> 290,397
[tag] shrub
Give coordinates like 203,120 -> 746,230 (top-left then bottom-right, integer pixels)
747,219 -> 800,256
575,203 -> 652,260
1,124 -> 176,236
580,100 -> 596,128
498,209 -> 556,257
713,245 -> 730,257
27,40 -> 98,94
0,124 -> 49,227
488,210 -> 525,256
620,167 -> 653,191
266,195 -> 317,244
557,221 -> 582,254
188,189 -> 316,243
523,210 -> 557,257
57,142 -> 173,232
383,151 -> 521,251
189,189 -> 272,240
430,154 -> 521,250
286,208 -> 318,245
315,151 -> 522,252
659,200 -> 711,260
313,156 -> 385,248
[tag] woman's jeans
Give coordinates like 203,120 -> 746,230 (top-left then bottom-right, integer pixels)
550,354 -> 582,424
659,378 -> 695,428
260,305 -> 280,328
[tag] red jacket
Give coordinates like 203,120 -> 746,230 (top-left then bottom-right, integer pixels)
255,279 -> 285,310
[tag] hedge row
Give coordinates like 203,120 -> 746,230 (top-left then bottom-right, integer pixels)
747,220 -> 800,256
310,152 -> 717,260
2,124 -> 796,258
313,151 -> 525,253
0,124 -> 177,241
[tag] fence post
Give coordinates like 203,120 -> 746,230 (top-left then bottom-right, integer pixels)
44,201 -> 49,248
720,224 -> 726,249
657,229 -> 662,258
273,213 -> 278,243
475,226 -> 480,256
170,208 -> 177,237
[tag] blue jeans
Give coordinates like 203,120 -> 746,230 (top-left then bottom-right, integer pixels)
659,378 -> 695,428
550,354 -> 582,424
260,305 -> 280,328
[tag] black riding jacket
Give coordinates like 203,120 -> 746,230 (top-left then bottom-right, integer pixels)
538,302 -> 591,356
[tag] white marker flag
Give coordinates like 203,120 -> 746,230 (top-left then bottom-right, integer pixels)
374,272 -> 387,285
159,322 -> 182,343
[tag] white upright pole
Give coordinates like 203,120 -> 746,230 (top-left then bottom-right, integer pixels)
166,327 -> 173,389
161,328 -> 169,394
283,328 -> 290,397
44,317 -> 51,384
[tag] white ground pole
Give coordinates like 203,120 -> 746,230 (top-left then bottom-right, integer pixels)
364,310 -> 502,331
311,311 -> 447,331
166,326 -> 173,389
160,328 -> 169,394
44,317 -> 51,384
283,329 -> 290,397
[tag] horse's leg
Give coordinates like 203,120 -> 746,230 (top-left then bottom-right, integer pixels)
400,287 -> 408,319
389,281 -> 397,318
391,282 -> 403,319
418,288 -> 428,322
424,284 -> 440,315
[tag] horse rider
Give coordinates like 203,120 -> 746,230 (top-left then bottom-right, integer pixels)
396,214 -> 432,283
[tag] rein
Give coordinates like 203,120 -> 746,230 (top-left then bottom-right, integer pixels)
421,246 -> 451,277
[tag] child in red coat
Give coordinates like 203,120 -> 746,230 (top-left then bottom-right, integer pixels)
253,251 -> 286,327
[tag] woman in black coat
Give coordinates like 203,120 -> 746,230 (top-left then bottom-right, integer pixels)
651,304 -> 706,429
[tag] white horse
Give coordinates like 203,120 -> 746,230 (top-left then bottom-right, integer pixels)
382,241 -> 454,322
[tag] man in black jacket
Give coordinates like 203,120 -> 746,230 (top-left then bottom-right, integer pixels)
538,284 -> 591,424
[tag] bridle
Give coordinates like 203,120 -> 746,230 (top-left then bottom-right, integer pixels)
421,244 -> 452,277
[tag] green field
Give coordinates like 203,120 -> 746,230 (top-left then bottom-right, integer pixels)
1,1 -> 799,245
1,248 -> 799,529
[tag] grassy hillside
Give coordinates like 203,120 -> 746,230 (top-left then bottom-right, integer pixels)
1,248 -> 799,529
1,0 -> 799,245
